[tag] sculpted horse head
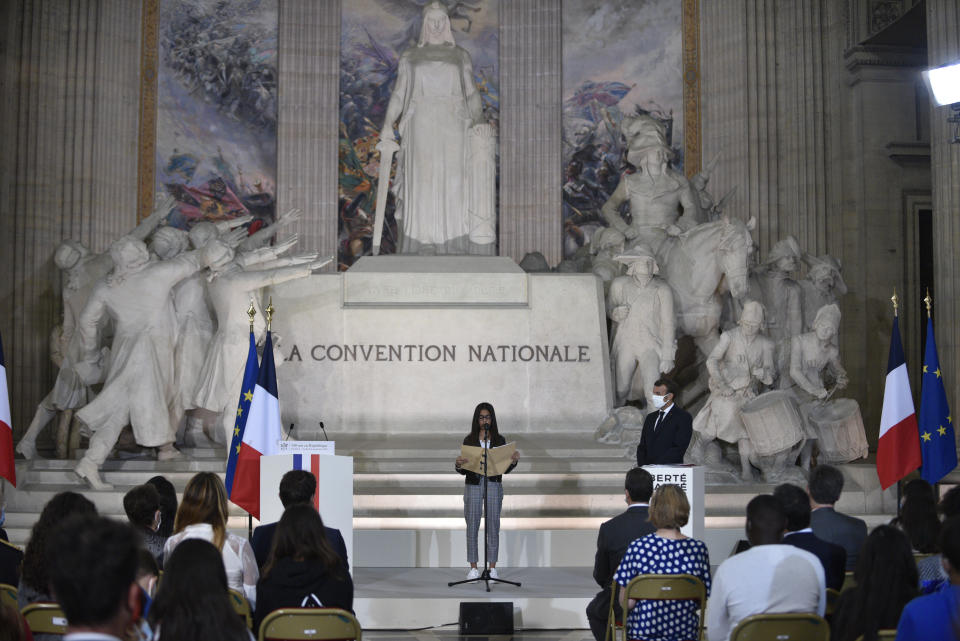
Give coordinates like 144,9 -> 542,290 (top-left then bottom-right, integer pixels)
661,215 -> 756,350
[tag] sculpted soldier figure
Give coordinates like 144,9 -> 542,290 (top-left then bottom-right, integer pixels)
17,197 -> 171,460
606,246 -> 677,408
601,115 -> 702,264
692,301 -> 775,480
73,236 -> 208,489
800,254 -> 847,330
756,236 -> 804,384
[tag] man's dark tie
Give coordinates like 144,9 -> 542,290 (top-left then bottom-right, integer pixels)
654,410 -> 664,432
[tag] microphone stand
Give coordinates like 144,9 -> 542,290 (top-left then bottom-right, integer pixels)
449,430 -> 521,591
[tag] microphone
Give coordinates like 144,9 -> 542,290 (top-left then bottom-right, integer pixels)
285,423 -> 294,440
319,421 -> 330,441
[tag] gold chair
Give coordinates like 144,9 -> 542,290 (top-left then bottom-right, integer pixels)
613,574 -> 707,641
729,612 -> 829,641
854,631 -> 897,641
604,582 -> 624,641
21,602 -> 69,635
0,583 -> 17,610
826,587 -> 840,616
258,608 -> 362,641
841,570 -> 856,592
228,588 -> 253,629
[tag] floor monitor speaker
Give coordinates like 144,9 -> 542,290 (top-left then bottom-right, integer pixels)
458,601 -> 514,635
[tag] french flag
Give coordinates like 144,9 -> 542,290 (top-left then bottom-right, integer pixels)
877,316 -> 922,489
0,331 -> 15,487
231,330 -> 283,520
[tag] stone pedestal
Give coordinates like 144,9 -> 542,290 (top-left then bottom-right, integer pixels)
268,256 -> 613,435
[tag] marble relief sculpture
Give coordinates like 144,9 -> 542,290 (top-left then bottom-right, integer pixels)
379,1 -> 494,255
16,197 -> 172,460
600,114 -> 703,265
800,254 -> 847,330
756,236 -> 804,386
606,246 -> 677,408
690,301 -> 775,480
72,236 -> 208,489
192,239 -> 329,448
787,303 -> 868,467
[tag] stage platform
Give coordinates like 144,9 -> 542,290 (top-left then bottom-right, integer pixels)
354,567 -> 593,629
5,433 -> 902,566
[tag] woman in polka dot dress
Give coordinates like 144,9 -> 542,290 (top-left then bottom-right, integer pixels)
614,483 -> 711,641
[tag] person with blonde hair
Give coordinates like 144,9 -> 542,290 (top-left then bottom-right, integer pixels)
163,472 -> 258,607
613,484 -> 711,641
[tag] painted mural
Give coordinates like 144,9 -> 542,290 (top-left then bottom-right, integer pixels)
561,0 -> 684,260
339,0 -> 500,269
155,0 -> 278,231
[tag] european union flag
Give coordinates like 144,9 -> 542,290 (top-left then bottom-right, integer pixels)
919,317 -> 958,484
225,329 -> 260,499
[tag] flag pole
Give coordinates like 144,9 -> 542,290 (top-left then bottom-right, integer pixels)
247,300 -> 256,540
892,289 -> 903,513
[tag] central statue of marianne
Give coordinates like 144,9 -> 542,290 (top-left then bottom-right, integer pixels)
379,1 -> 495,256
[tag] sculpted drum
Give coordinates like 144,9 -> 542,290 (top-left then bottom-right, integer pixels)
807,398 -> 869,462
739,390 -> 805,456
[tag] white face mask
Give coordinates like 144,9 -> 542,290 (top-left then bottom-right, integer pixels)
651,394 -> 669,409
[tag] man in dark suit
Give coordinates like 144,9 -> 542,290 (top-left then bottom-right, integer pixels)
636,378 -> 693,466
808,464 -> 867,571
250,469 -> 349,570
585,467 -> 656,641
774,482 -> 846,590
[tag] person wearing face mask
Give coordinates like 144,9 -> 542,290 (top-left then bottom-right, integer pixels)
123,484 -> 167,565
454,403 -> 520,580
635,378 -> 693,466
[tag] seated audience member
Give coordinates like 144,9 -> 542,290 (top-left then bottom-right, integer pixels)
163,472 -> 259,608
0,602 -> 30,641
940,485 -> 960,520
123,483 -> 166,563
613,484 -> 711,641
896,488 -> 943,587
586,467 -> 657,641
0,537 -> 23,587
135,548 -> 159,616
254,504 -> 354,631
831,525 -> 919,641
150,538 -> 252,641
774,482 -> 846,590
808,464 -> 867,570
250,469 -> 348,570
707,494 -> 825,641
896,516 -> 960,641
146,475 -> 178,538
18,491 -> 97,618
45,514 -> 141,641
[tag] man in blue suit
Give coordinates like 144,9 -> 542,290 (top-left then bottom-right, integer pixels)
251,469 -> 349,570
585,467 -> 657,641
636,378 -> 693,466
774,482 -> 846,590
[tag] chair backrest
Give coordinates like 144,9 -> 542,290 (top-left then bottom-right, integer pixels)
825,588 -> 840,616
0,583 -> 17,610
623,574 -> 707,641
854,631 -> 897,641
730,612 -> 829,641
21,602 -> 69,635
228,588 -> 253,629
258,608 -> 362,641
841,570 -> 856,591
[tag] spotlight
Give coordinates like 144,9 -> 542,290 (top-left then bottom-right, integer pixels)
923,61 -> 960,144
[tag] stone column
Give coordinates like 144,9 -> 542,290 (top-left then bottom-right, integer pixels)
499,0 -> 562,266
927,0 -> 960,432
0,0 -> 140,435
276,0 -> 340,265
